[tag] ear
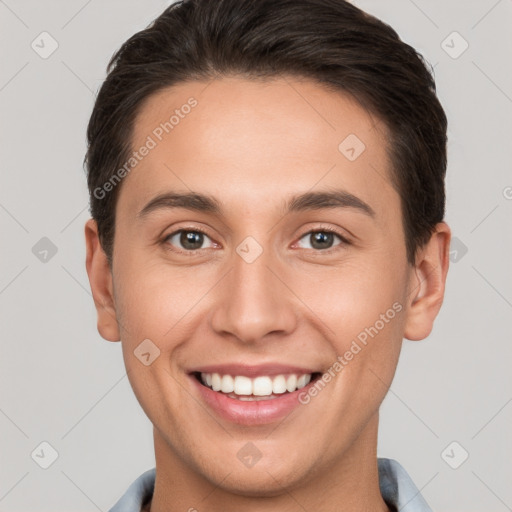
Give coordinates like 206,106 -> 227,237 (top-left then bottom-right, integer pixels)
403,222 -> 451,341
84,218 -> 120,342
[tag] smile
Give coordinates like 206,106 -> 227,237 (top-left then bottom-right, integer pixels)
189,366 -> 323,425
198,372 -> 315,400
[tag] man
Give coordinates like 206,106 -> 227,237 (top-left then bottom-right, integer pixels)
84,1 -> 450,510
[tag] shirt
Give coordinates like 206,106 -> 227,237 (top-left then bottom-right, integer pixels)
108,457 -> 433,512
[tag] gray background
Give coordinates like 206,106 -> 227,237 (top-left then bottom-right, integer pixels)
1,0 -> 511,510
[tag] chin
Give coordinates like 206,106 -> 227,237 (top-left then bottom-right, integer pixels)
215,468 -> 304,498
198,449 -> 313,498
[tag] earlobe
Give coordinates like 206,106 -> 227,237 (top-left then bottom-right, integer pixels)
84,219 -> 121,342
403,222 -> 451,341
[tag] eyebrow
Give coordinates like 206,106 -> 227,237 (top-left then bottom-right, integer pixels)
137,189 -> 375,220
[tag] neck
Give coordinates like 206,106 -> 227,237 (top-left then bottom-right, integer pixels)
148,412 -> 390,512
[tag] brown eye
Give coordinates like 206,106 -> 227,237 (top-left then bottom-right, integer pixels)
296,229 -> 348,251
164,229 -> 215,252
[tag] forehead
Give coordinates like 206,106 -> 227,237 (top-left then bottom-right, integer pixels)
122,76 -> 397,221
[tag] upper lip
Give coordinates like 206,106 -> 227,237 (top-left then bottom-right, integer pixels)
189,363 -> 321,378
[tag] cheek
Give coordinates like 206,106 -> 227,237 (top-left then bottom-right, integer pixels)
113,256 -> 204,342
292,257 -> 406,335
114,245 -> 408,347
113,261 -> 195,419
295,258 -> 407,399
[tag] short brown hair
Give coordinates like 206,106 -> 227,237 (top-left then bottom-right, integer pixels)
84,0 -> 447,265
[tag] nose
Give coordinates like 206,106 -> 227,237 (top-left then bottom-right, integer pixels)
210,248 -> 297,345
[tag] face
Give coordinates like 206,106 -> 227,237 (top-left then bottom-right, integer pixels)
86,76 -> 449,495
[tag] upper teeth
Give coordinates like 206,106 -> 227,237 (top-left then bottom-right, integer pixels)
201,373 -> 312,396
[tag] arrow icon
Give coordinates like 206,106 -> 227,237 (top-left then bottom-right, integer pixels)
32,237 -> 58,262
441,441 -> 468,469
441,31 -> 468,59
236,441 -> 262,467
339,134 -> 365,161
31,31 -> 59,60
31,441 -> 59,469
449,237 -> 468,262
236,236 -> 263,263
134,339 -> 161,365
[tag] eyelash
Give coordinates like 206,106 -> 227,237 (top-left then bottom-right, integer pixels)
161,225 -> 351,256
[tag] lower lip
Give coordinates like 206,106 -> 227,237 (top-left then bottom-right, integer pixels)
190,375 -> 315,426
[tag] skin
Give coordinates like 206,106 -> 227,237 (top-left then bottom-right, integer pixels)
85,76 -> 450,512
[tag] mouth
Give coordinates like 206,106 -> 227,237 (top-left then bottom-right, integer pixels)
192,371 -> 322,401
188,366 -> 323,425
